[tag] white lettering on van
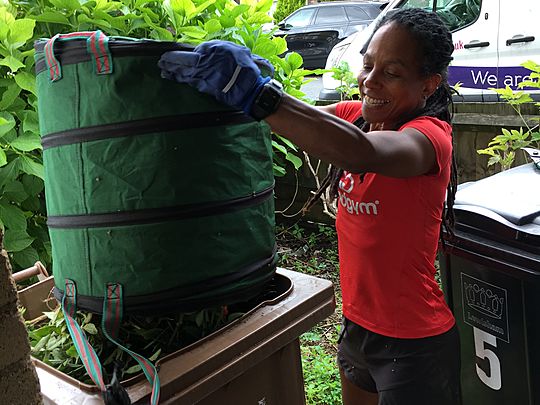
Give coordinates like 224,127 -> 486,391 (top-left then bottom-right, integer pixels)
504,74 -> 531,87
338,191 -> 379,216
471,70 -> 497,86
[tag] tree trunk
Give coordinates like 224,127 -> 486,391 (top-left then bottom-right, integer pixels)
0,231 -> 42,405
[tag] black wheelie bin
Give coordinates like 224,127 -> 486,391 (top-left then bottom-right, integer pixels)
440,156 -> 540,405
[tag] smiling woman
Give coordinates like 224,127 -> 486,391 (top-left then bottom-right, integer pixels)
158,8 -> 460,405
357,23 -> 443,130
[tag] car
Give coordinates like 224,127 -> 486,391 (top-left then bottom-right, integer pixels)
320,0 -> 540,101
273,1 -> 385,69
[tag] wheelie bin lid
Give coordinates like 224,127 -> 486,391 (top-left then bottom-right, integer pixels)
453,162 -> 539,253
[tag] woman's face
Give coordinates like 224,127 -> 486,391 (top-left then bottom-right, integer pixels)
357,22 -> 440,130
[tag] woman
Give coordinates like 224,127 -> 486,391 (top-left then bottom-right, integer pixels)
159,8 -> 461,405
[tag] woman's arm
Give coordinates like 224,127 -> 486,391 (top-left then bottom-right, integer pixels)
317,103 -> 337,116
267,95 -> 437,178
157,43 -> 437,177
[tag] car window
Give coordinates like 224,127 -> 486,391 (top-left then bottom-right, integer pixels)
400,0 -> 452,9
314,6 -> 348,24
401,0 -> 434,9
346,6 -> 371,20
400,0 -> 481,31
285,8 -> 316,28
363,5 -> 384,19
436,0 -> 480,31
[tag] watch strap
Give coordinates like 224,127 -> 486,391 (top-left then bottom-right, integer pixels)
250,79 -> 284,121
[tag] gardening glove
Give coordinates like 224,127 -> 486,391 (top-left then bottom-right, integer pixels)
158,40 -> 272,117
251,53 -> 275,77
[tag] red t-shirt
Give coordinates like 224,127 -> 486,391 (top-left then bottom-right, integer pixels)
335,101 -> 455,338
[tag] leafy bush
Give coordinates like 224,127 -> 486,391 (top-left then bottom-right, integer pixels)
478,60 -> 540,170
301,330 -> 342,405
0,5 -> 48,271
332,61 -> 360,101
273,0 -> 306,24
1,0 -> 315,272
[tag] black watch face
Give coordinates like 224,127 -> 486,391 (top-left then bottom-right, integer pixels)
252,81 -> 283,120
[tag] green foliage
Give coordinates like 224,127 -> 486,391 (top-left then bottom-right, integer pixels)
1,0 -> 318,271
277,221 -> 342,404
478,60 -> 540,171
301,329 -> 342,405
277,223 -> 339,283
27,308 -> 97,383
27,304 -> 242,383
331,61 -> 359,101
271,54 -> 326,176
477,127 -> 536,170
273,0 -> 305,24
0,6 -> 48,271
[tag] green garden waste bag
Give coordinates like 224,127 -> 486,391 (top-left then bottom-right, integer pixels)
34,32 -> 278,315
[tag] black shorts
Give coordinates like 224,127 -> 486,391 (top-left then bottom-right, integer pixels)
337,317 -> 462,405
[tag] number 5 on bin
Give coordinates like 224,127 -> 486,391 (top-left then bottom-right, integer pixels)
474,327 -> 502,390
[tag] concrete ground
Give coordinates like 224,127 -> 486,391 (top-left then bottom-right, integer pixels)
301,75 -> 324,102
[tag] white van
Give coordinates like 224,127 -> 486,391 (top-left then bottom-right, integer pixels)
319,0 -> 540,102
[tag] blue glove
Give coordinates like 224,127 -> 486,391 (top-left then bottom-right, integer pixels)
251,54 -> 275,77
158,40 -> 272,116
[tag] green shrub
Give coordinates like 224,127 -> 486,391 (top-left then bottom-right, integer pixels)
301,331 -> 342,405
273,0 -> 306,24
478,60 -> 540,171
332,61 -> 360,101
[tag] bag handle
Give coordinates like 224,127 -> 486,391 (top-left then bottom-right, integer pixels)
62,279 -> 160,405
102,283 -> 160,405
62,279 -> 107,392
44,30 -> 113,82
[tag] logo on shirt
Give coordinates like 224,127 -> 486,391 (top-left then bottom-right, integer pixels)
339,172 -> 354,193
338,171 -> 379,216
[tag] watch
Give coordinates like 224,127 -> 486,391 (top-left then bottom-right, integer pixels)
251,79 -> 284,121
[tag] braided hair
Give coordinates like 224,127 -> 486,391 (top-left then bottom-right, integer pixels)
304,8 -> 458,236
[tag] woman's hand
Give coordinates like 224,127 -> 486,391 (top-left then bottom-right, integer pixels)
158,40 -> 271,117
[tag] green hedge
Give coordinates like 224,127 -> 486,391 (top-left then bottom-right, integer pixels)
273,0 -> 306,23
